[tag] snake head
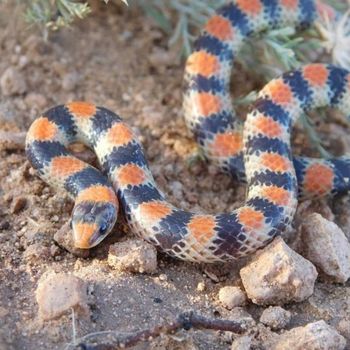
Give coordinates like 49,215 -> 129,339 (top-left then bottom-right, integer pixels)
71,202 -> 118,249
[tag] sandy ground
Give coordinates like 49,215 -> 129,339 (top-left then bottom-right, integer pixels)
0,1 -> 350,349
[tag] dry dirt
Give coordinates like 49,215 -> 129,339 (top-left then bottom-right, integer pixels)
0,1 -> 349,349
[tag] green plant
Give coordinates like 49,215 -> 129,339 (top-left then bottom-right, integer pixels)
24,0 -> 92,30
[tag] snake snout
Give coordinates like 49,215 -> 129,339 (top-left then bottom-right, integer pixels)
72,202 -> 118,249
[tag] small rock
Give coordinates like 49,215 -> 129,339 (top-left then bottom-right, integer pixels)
169,181 -> 183,199
240,237 -> 317,305
275,320 -> 346,350
260,306 -> 291,330
18,55 -> 29,68
50,244 -> 61,257
231,335 -> 252,350
54,222 -> 90,258
122,92 -> 131,102
148,48 -> 178,67
0,307 -> 9,318
51,215 -> 59,223
119,30 -> 133,42
10,196 -> 27,214
158,273 -> 167,282
197,281 -> 206,292
300,213 -> 350,283
0,67 -> 27,96
337,319 -> 350,340
36,272 -> 89,321
108,239 -> 157,274
62,72 -> 79,91
218,286 -> 247,309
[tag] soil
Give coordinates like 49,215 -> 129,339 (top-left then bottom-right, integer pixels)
0,1 -> 349,349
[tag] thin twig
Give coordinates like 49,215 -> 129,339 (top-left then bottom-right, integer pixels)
73,311 -> 247,350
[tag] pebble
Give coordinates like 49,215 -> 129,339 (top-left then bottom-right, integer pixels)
148,48 -> 175,66
36,272 -> 89,321
158,273 -> 167,282
300,213 -> 350,283
50,244 -> 61,257
260,306 -> 291,330
61,72 -> 80,91
108,239 -> 157,274
197,281 -> 206,292
275,320 -> 346,350
169,181 -> 183,198
0,307 -> 9,318
51,215 -> 59,223
18,55 -> 29,68
122,92 -> 131,102
231,335 -> 252,350
240,237 -> 317,305
218,286 -> 247,309
53,222 -> 90,258
0,67 -> 27,96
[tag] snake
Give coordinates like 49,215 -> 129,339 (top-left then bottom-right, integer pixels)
25,0 -> 350,262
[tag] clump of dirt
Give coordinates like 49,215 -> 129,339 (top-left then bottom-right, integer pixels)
0,2 -> 350,350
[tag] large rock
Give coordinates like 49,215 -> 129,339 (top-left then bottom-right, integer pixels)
36,272 -> 89,321
240,237 -> 317,305
300,213 -> 350,283
275,320 -> 346,350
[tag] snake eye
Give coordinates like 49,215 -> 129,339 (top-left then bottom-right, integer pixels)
99,222 -> 108,235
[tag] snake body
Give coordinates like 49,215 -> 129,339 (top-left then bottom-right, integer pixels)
183,0 -> 350,199
26,0 -> 350,262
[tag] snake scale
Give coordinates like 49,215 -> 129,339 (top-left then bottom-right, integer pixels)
26,0 -> 350,262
